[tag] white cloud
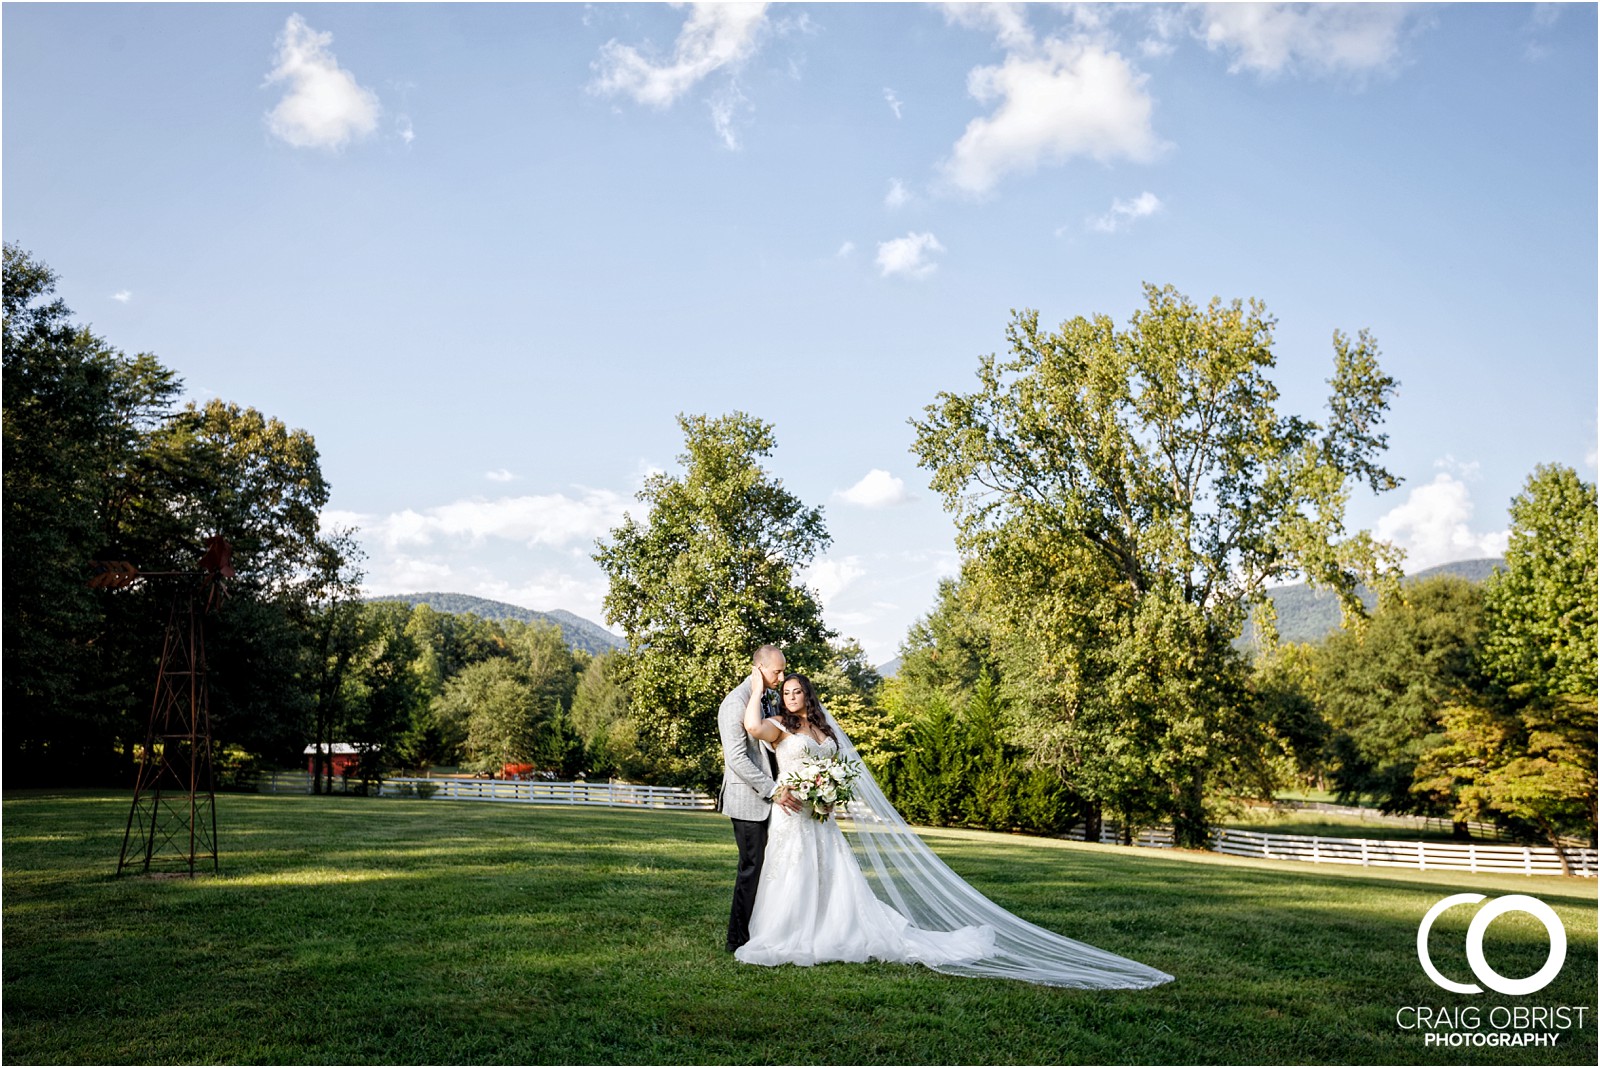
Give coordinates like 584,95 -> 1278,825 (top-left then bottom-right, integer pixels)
1088,190 -> 1164,232
940,2 -> 1035,52
1139,37 -> 1176,60
396,115 -> 415,145
362,554 -> 458,595
263,14 -> 382,150
772,9 -> 819,40
1433,454 -> 1481,480
803,556 -> 866,607
835,240 -> 857,258
318,508 -> 367,534
1375,473 -> 1509,572
591,3 -> 769,108
485,469 -> 516,483
708,83 -> 752,150
895,546 -> 963,583
942,37 -> 1162,196
359,488 -> 630,552
876,232 -> 945,279
1193,3 -> 1414,78
884,178 -> 911,209
1520,4 -> 1563,62
336,489 -> 633,624
884,87 -> 904,119
112,290 -> 132,303
1138,5 -> 1183,59
836,469 -> 915,508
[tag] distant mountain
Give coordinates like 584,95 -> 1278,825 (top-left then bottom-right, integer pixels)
1244,557 -> 1504,648
366,592 -> 624,655
876,657 -> 902,679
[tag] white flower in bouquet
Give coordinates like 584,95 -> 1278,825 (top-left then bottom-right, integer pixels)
782,753 -> 864,821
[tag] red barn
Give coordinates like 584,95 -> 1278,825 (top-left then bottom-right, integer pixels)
304,742 -> 362,777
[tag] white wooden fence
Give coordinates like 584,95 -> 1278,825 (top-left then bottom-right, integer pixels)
256,770 -> 715,811
252,771 -> 1592,877
1065,824 -> 1597,877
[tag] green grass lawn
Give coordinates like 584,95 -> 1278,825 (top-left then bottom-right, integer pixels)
3,791 -> 1594,1065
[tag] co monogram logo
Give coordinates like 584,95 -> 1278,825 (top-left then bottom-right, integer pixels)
1417,894 -> 1567,996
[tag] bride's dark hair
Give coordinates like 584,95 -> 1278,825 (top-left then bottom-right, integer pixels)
778,673 -> 837,745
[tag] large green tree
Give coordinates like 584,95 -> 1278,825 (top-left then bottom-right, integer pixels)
594,412 -> 833,788
1315,576 -> 1486,817
1480,464 -> 1598,702
339,601 -> 427,784
1413,466 -> 1598,861
895,575 -> 993,699
569,650 -> 651,779
3,243 -> 354,781
430,622 -> 581,776
911,285 -> 1401,845
3,244 -> 181,777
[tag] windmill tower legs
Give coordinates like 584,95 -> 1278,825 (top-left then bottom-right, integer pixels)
117,584 -> 218,876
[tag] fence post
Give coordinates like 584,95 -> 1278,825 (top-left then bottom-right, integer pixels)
1418,841 -> 1426,871
1360,839 -> 1369,867
1312,836 -> 1320,864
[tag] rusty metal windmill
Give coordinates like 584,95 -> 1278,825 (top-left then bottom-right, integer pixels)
91,536 -> 234,876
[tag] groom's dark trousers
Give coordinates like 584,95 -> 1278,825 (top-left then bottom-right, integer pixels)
727,744 -> 780,951
726,816 -> 768,951
723,688 -> 780,952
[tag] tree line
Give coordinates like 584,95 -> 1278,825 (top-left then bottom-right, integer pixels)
5,243 -> 352,784
0,245 -> 657,790
592,286 -> 1596,865
878,462 -> 1595,866
7,246 -> 1592,862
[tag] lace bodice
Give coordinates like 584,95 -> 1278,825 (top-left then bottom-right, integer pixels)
773,724 -> 837,775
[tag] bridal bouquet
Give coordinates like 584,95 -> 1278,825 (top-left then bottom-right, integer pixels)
782,752 -> 864,821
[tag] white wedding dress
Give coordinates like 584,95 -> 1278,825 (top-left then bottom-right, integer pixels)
735,724 -> 997,969
734,713 -> 1174,989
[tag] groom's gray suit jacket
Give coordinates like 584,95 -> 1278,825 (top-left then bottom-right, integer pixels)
718,678 -> 779,821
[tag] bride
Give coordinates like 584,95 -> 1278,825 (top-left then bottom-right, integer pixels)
735,671 -> 996,969
733,670 -> 1172,989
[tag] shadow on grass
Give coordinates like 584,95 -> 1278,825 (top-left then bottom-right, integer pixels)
3,791 -> 1594,1065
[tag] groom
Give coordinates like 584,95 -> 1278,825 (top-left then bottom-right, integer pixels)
718,643 -> 799,952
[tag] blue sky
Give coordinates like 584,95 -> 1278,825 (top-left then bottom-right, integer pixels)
4,2 -> 1595,665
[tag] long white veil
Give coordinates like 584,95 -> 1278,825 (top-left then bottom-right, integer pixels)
826,711 -> 1173,990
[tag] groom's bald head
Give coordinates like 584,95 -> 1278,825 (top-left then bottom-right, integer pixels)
753,644 -> 786,687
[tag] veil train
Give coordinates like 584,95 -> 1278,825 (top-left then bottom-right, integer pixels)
827,712 -> 1174,989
